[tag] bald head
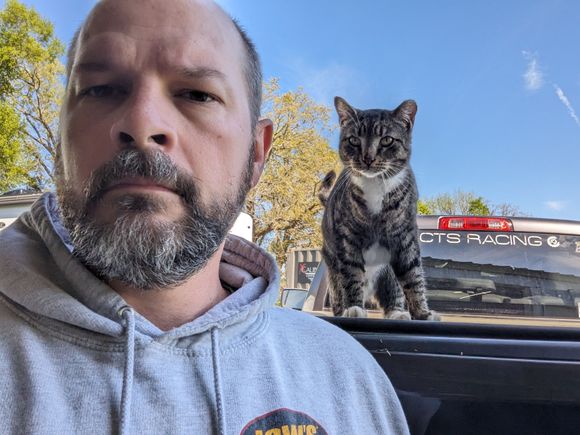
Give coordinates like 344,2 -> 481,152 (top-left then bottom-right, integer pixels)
65,0 -> 262,127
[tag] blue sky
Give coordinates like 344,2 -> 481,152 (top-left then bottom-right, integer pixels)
24,0 -> 580,220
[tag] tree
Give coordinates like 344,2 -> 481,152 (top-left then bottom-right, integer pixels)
417,199 -> 433,215
422,190 -> 525,216
467,197 -> 491,216
490,202 -> 526,217
246,79 -> 339,268
0,0 -> 65,190
424,190 -> 476,215
0,100 -> 31,191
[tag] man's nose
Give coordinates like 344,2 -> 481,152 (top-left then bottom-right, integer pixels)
110,86 -> 176,151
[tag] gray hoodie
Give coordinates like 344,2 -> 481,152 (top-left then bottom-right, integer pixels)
0,193 -> 409,435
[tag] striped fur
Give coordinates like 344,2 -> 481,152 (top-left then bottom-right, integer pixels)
320,97 -> 438,320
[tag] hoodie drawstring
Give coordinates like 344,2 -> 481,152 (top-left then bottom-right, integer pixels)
119,306 -> 136,435
116,309 -> 224,434
211,327 -> 226,435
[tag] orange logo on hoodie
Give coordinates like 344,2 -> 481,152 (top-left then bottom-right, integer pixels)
240,408 -> 328,435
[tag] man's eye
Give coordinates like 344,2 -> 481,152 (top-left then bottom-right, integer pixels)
79,85 -> 124,98
179,90 -> 215,103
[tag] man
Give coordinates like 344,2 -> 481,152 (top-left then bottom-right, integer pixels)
0,0 -> 409,433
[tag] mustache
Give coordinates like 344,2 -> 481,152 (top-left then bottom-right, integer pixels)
83,149 -> 198,206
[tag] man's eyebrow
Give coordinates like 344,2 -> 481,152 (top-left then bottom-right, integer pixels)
75,61 -> 115,73
177,67 -> 226,81
74,63 -> 226,80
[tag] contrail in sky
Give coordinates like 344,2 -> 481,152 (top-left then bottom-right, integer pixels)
554,85 -> 580,126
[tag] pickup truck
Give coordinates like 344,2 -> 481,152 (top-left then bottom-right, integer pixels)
283,215 -> 580,434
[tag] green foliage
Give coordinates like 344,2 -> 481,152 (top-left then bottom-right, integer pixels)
0,100 -> 31,190
246,79 -> 339,267
0,0 -> 64,191
417,199 -> 432,215
422,190 -> 525,216
467,197 -> 491,216
0,0 -> 62,91
424,191 -> 466,215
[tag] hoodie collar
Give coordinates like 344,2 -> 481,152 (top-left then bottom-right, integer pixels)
0,193 -> 280,340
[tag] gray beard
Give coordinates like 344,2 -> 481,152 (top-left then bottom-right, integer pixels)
56,148 -> 253,290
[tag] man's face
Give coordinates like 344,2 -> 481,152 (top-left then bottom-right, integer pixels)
57,0 -> 270,289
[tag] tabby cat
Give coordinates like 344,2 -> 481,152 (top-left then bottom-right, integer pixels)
319,96 -> 438,320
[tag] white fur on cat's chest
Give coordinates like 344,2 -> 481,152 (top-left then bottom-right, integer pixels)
362,242 -> 391,301
352,169 -> 407,214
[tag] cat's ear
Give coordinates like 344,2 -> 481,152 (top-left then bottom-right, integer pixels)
394,100 -> 417,130
334,96 -> 357,127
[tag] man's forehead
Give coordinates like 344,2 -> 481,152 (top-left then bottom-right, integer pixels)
71,0 -> 243,74
87,0 -> 224,27
79,0 -> 236,52
76,33 -> 223,67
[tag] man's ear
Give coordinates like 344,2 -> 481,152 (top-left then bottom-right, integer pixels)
251,118 -> 273,187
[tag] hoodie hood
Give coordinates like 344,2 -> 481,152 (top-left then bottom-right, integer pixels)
0,193 -> 280,342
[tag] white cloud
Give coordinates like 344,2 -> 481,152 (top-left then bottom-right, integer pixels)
554,85 -> 580,126
545,200 -> 567,211
521,52 -> 580,129
287,59 -> 366,106
522,51 -> 544,91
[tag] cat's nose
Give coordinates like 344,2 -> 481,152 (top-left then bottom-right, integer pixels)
363,156 -> 376,167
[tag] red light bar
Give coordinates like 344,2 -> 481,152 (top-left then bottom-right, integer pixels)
438,217 -> 513,232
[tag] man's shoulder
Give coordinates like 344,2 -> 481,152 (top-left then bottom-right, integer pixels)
0,213 -> 44,254
0,216 -> 53,281
268,306 -> 350,336
265,307 -> 378,364
262,307 -> 409,433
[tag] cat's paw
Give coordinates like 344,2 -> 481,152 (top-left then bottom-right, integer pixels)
426,310 -> 441,321
342,306 -> 368,318
384,310 -> 412,320
413,310 -> 441,321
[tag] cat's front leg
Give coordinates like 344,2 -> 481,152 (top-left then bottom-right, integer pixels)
395,253 -> 440,321
339,269 -> 368,318
375,264 -> 411,320
327,271 -> 346,317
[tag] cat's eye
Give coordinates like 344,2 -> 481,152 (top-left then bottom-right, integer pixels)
380,136 -> 394,147
348,136 -> 361,146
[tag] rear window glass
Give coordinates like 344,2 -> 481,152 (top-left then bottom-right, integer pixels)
420,230 -> 580,321
420,231 -> 580,276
